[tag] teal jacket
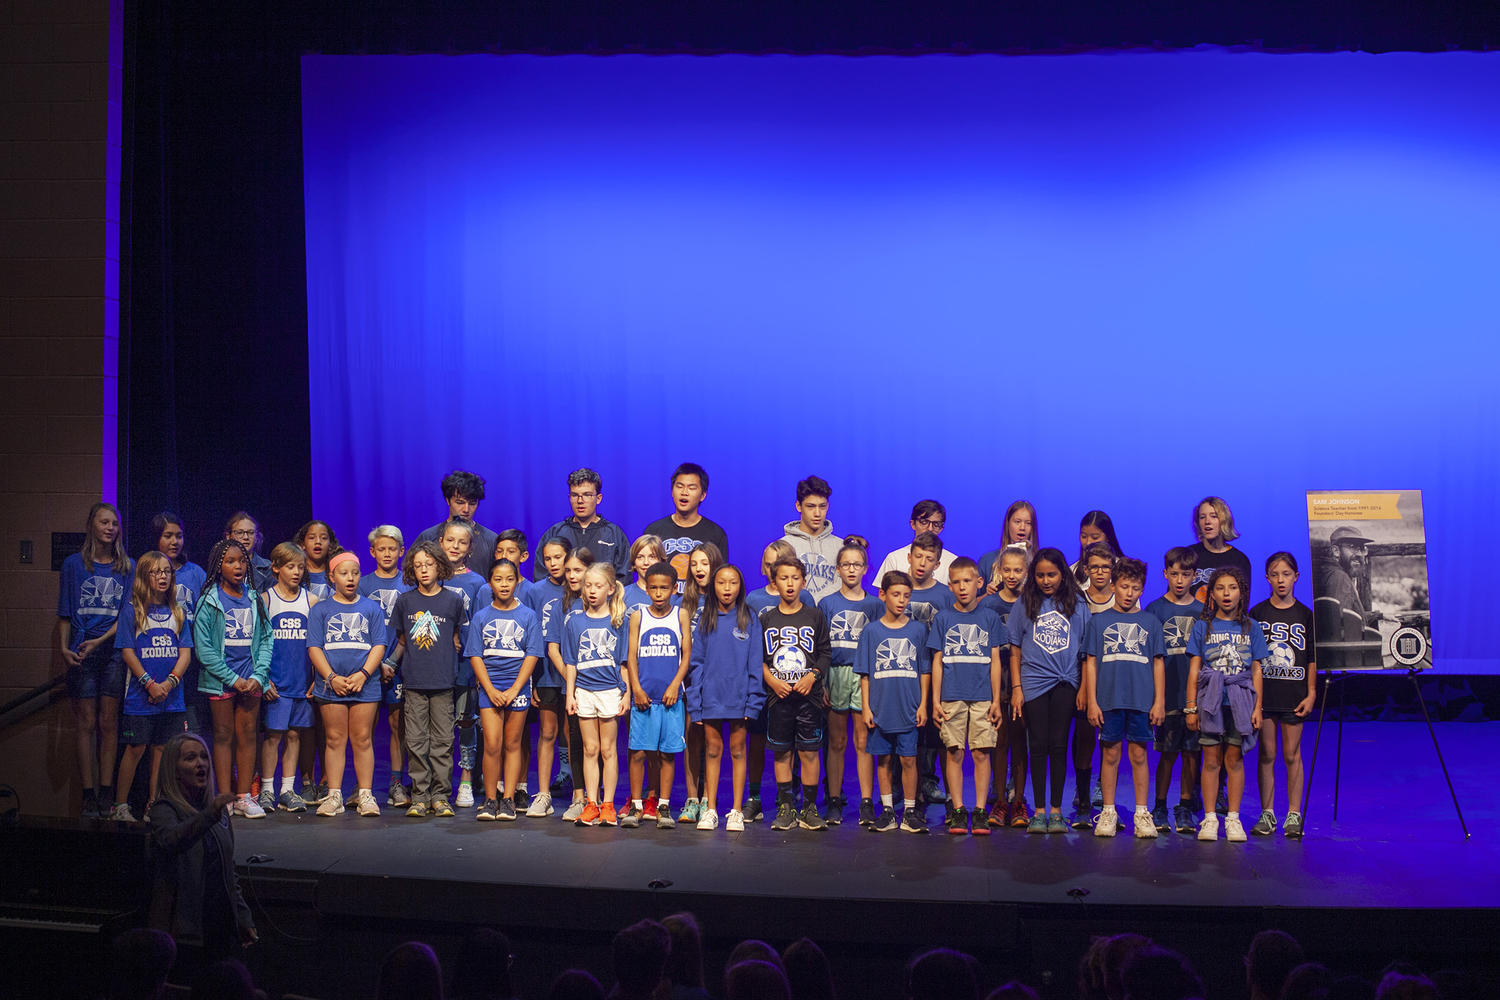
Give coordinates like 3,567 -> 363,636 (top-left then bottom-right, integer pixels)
192,584 -> 273,695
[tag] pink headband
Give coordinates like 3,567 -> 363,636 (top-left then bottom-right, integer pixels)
329,552 -> 360,572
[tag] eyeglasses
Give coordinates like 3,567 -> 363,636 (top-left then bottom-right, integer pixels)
230,529 -> 255,539
569,491 -> 598,501
148,569 -> 173,577
837,562 -> 865,569
915,517 -> 946,530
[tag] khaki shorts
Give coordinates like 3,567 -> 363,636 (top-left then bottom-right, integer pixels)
938,700 -> 998,750
826,664 -> 862,712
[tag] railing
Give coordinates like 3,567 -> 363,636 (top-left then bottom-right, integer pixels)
0,675 -> 67,732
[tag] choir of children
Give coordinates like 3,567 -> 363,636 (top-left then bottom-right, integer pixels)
62,471 -> 1315,843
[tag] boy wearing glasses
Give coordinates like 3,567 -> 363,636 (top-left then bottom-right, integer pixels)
873,500 -> 958,585
534,468 -> 631,580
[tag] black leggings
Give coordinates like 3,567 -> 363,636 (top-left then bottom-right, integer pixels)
1023,684 -> 1077,810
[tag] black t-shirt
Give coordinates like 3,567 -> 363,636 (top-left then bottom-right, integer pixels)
391,587 -> 469,690
760,603 -> 832,685
1251,598 -> 1316,714
642,515 -> 730,591
1189,542 -> 1254,603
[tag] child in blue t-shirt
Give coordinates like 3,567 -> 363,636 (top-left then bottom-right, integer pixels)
818,541 -> 884,827
524,537 -> 571,816
111,551 -> 192,821
1007,547 -> 1091,834
306,552 -> 388,818
623,563 -> 693,829
743,539 -> 798,822
855,570 -> 931,834
1186,567 -> 1268,843
624,535 -> 667,617
439,517 -> 487,807
360,525 -> 412,809
979,544 -> 1029,829
464,559 -> 543,821
258,542 -> 318,813
1145,547 -> 1205,833
929,558 -> 1003,836
563,562 -> 630,826
1083,558 -> 1166,839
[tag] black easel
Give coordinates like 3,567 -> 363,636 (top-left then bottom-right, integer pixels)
1302,668 -> 1468,839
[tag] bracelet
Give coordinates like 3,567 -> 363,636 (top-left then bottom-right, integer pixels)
363,667 -> 375,678
167,674 -> 180,687
1184,705 -> 1198,715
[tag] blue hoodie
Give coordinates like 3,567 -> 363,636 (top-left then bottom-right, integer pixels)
686,609 -> 766,721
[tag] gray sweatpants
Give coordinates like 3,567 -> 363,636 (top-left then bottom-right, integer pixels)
404,688 -> 455,804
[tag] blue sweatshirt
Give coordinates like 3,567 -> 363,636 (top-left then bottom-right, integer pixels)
686,610 -> 766,721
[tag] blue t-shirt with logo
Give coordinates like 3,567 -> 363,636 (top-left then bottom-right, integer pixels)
444,570 -> 487,683
307,595 -> 387,701
174,562 -> 207,626
305,569 -> 331,600
562,609 -> 627,693
57,554 -> 133,647
746,587 -> 781,619
217,585 -> 256,681
464,602 -> 544,692
359,572 -> 411,635
853,618 -> 930,733
633,605 -> 685,700
115,604 -> 191,714
1083,607 -> 1166,713
818,590 -> 884,667
1006,597 -> 1090,701
906,582 -> 954,628
1188,616 -> 1271,681
928,605 -> 1003,703
1145,595 -> 1203,713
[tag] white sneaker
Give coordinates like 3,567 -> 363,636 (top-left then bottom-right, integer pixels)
525,792 -> 554,818
1197,813 -> 1219,841
238,794 -> 267,819
1225,815 -> 1247,842
107,802 -> 136,822
355,790 -> 381,817
725,809 -> 745,832
697,808 -> 720,831
1133,808 -> 1158,839
561,799 -> 585,822
455,783 -> 475,808
316,789 -> 345,816
1093,807 -> 1118,838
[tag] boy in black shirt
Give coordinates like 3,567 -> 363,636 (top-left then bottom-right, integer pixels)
761,556 -> 832,831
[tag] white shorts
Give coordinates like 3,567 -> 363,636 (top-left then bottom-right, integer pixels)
575,687 -> 623,720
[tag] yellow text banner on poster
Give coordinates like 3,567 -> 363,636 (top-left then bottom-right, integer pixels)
1307,493 -> 1403,521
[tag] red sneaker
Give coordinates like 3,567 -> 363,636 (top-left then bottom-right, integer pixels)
1009,798 -> 1031,828
986,801 -> 1007,829
642,797 -> 659,821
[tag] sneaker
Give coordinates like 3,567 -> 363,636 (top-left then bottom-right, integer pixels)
1009,798 -> 1031,829
641,797 -> 659,822
239,794 -> 267,819
600,803 -> 618,827
871,808 -> 897,832
1283,812 -> 1304,840
619,803 -> 642,828
406,801 -> 428,818
476,798 -> 500,821
525,792 -> 554,818
798,802 -> 827,831
1027,812 -> 1048,835
432,799 -> 455,818
257,788 -> 276,814
1173,803 -> 1195,834
743,794 -> 764,823
107,802 -> 136,823
497,797 -> 518,821
388,781 -> 410,808
987,801 -> 1007,829
1225,815 -> 1247,842
278,789 -> 307,813
678,799 -> 701,825
308,782 -> 330,805
578,801 -> 601,826
1151,803 -> 1170,833
561,799 -> 585,822
1046,812 -> 1068,835
1069,811 -> 1093,831
947,807 -> 970,836
726,808 -> 745,832
455,783 -> 475,808
858,799 -> 876,828
513,787 -> 531,809
824,796 -> 844,826
1090,779 -> 1104,809
697,808 -> 720,831
971,806 -> 991,837
549,771 -> 570,797
900,808 -> 928,834
1134,809 -> 1159,839
656,807 -> 676,830
1251,810 -> 1276,836
355,790 -> 380,817
770,801 -> 797,831
917,777 -> 945,807
1094,808 -> 1118,838
1197,813 -> 1219,841
316,790 -> 345,816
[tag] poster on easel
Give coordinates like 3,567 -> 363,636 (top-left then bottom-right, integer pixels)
1306,490 -> 1432,671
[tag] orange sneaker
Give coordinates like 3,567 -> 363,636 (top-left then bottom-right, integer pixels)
578,801 -> 601,826
600,802 -> 618,826
986,801 -> 1006,828
1009,798 -> 1031,828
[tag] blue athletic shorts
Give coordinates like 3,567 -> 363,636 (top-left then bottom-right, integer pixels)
628,700 -> 687,753
1100,708 -> 1152,745
382,669 -> 404,706
866,726 -> 917,758
263,694 -> 313,731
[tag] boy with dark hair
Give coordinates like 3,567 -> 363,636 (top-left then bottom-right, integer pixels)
761,555 -> 832,831
874,500 -> 958,585
1145,546 -> 1205,833
904,531 -> 953,807
1084,557 -> 1166,837
622,563 -> 691,829
781,476 -> 843,604
415,470 -> 498,575
535,468 -> 631,580
643,462 -> 730,592
857,570 -> 931,833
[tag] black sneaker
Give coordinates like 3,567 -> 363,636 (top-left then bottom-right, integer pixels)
947,807 -> 971,836
918,778 -> 947,807
858,798 -> 876,828
798,802 -> 828,831
743,794 -> 764,823
871,808 -> 897,832
497,797 -> 517,821
823,796 -> 845,826
770,801 -> 797,831
514,787 -> 532,810
901,807 -> 929,834
476,798 -> 500,821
